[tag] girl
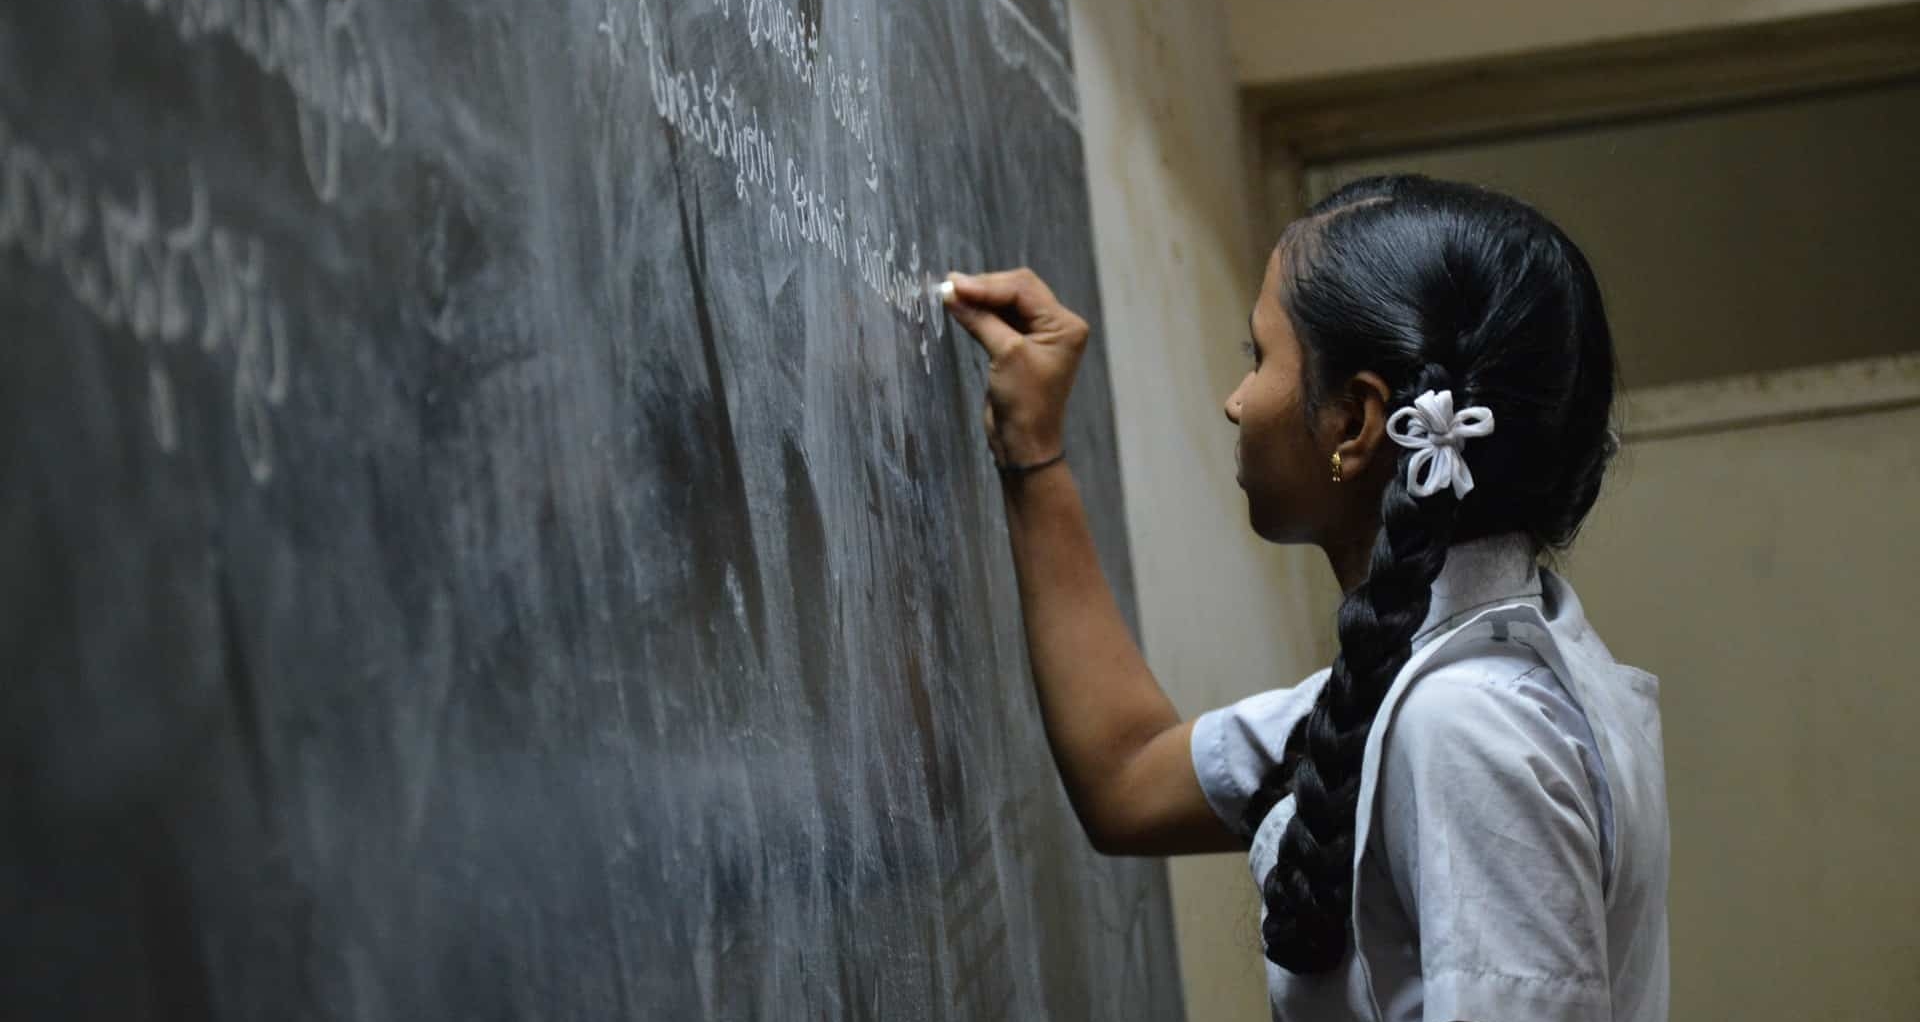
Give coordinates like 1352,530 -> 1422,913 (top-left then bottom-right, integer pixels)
942,175 -> 1669,1021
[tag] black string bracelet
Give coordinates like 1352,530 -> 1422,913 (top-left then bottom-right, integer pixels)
996,450 -> 1066,479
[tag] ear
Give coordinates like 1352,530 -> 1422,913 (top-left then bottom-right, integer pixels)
1327,371 -> 1394,481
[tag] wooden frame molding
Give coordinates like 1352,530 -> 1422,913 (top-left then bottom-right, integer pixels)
1620,352 -> 1920,443
1246,3 -> 1920,232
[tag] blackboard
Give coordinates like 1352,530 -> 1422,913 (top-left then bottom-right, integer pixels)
0,0 -> 1182,1019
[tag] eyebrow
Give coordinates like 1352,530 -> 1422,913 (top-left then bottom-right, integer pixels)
1248,309 -> 1258,344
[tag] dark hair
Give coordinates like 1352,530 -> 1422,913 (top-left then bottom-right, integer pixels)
1245,174 -> 1619,973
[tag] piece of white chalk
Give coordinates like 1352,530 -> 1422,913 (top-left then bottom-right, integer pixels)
937,279 -> 956,304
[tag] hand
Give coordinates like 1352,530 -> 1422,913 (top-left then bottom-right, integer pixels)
943,268 -> 1090,469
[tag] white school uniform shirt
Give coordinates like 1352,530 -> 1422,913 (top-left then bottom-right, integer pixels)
1191,534 -> 1670,1022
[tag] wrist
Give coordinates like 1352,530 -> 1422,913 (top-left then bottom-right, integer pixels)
999,455 -> 1072,516
997,449 -> 1067,479
994,425 -> 1066,467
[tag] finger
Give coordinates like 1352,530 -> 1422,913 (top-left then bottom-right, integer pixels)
983,401 -> 1005,462
949,268 -> 1058,322
944,291 -> 1023,362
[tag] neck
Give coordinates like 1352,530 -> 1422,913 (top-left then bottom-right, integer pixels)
1323,527 -> 1375,595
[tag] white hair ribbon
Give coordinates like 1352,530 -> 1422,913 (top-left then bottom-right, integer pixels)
1385,389 -> 1496,499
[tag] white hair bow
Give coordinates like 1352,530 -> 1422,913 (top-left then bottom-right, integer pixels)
1386,390 -> 1496,499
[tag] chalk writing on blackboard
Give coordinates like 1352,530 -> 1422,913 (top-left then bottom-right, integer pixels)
118,0 -> 397,203
985,0 -> 1080,129
733,0 -> 882,193
0,117 -> 291,482
625,0 -> 948,371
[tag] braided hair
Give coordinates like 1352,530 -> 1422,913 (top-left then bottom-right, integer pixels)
1246,175 -> 1620,973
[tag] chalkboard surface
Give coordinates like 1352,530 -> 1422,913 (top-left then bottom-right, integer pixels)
0,1 -> 1181,1019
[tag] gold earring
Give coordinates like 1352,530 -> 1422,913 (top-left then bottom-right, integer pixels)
1331,451 -> 1344,483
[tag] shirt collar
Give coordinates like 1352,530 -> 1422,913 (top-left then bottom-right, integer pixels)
1410,532 -> 1545,649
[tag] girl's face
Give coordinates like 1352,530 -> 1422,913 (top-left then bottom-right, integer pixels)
1224,247 -> 1342,544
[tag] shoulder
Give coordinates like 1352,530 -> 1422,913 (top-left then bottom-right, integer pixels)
1369,647 -> 1614,900
1383,647 -> 1593,776
1188,667 -> 1332,837
1371,645 -> 1611,869
1201,667 -> 1331,742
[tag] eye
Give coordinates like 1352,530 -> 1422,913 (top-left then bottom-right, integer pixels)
1241,339 -> 1260,365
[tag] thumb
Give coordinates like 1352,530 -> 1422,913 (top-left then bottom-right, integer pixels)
944,280 -> 1022,362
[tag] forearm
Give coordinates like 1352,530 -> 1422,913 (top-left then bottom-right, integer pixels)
1000,464 -> 1180,834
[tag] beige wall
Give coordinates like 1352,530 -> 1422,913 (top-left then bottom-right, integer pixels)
1224,0 -> 1913,85
1568,403 -> 1920,1019
1305,80 -> 1920,391
1070,1 -> 1328,1019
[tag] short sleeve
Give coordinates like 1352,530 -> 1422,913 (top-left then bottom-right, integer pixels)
1188,669 -> 1329,838
1376,662 -> 1612,1022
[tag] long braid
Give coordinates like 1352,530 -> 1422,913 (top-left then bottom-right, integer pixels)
1259,364 -> 1462,973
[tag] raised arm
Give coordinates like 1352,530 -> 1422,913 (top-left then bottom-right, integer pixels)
944,269 -> 1241,856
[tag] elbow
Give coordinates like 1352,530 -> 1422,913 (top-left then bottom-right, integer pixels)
1063,788 -> 1121,855
1084,820 -> 1125,857
1084,820 -> 1161,858
1077,800 -> 1145,857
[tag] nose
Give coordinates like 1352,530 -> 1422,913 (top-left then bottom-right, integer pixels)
1224,388 -> 1242,426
